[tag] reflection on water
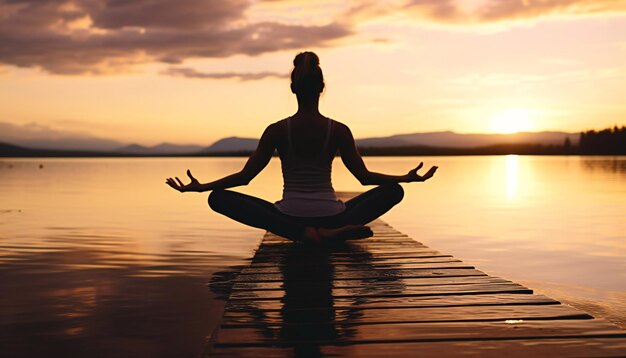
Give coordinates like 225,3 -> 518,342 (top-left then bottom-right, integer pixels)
505,155 -> 519,200
0,158 -> 263,357
223,239 -> 407,356
582,157 -> 626,175
1,248 -> 229,357
1,156 -> 625,356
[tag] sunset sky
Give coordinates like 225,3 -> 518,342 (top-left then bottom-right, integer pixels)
1,0 -> 625,146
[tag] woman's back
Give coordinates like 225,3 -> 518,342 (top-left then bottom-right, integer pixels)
274,116 -> 346,217
283,114 -> 335,156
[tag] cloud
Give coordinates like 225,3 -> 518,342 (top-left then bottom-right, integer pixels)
1,0 -> 624,75
404,0 -> 463,21
476,0 -> 626,22
349,0 -> 626,25
85,0 -> 246,30
162,67 -> 288,81
0,0 -> 351,74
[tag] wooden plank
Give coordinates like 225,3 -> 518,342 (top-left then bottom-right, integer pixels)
214,319 -> 626,347
253,247 -> 443,255
248,256 -> 462,268
234,268 -> 489,283
231,276 -> 513,291
259,241 -> 422,248
209,338 -> 626,358
238,261 -> 474,275
251,253 -> 455,264
228,282 -> 532,300
223,293 -> 560,313
220,305 -> 592,327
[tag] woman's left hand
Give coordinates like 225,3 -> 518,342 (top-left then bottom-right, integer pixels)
406,162 -> 438,182
166,169 -> 202,192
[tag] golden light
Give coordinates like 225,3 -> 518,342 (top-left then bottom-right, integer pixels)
490,109 -> 534,134
505,154 -> 519,200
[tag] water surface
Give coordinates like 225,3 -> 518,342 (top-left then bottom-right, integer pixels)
1,156 -> 625,356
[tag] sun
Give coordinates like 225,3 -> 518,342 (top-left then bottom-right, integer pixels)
490,109 -> 534,134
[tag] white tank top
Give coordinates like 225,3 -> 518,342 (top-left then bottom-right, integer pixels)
274,117 -> 346,217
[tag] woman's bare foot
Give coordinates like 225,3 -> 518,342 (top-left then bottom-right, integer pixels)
317,225 -> 373,243
302,225 -> 373,244
302,227 -> 322,244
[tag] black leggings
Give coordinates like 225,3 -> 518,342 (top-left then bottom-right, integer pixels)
208,184 -> 404,241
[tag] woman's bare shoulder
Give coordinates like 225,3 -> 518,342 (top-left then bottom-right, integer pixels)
329,119 -> 352,138
259,119 -> 289,145
264,118 -> 288,133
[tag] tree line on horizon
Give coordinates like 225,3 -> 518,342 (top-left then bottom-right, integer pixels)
358,125 -> 626,156
578,126 -> 626,154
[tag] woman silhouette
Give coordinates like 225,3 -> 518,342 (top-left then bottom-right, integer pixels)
166,52 -> 437,243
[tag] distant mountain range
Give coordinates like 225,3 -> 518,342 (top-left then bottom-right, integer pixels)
0,121 -> 580,156
201,131 -> 579,153
202,137 -> 259,153
357,131 -> 578,148
0,122 -> 124,151
116,143 -> 205,155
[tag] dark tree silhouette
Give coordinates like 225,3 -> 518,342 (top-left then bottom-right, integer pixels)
580,125 -> 626,154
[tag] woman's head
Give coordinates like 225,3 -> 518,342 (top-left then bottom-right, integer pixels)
290,51 -> 325,99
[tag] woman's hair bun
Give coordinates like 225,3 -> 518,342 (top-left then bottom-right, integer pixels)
293,51 -> 320,69
291,51 -> 324,96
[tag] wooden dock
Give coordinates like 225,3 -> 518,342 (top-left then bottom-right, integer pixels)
207,193 -> 626,357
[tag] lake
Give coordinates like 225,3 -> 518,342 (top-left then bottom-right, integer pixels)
1,156 -> 625,357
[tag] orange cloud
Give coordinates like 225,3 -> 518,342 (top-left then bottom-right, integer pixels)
348,0 -> 626,25
476,0 -> 626,21
162,67 -> 288,81
0,0 -> 351,74
2,0 -> 624,75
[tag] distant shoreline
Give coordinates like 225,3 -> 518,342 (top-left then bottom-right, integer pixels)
4,126 -> 624,156
2,145 -> 625,158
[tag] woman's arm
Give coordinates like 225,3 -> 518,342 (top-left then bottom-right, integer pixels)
337,123 -> 438,185
166,125 -> 277,193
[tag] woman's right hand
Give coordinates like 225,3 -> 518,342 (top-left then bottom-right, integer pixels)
406,162 -> 438,182
166,169 -> 202,192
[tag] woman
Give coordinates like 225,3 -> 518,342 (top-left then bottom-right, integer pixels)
166,51 -> 437,244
